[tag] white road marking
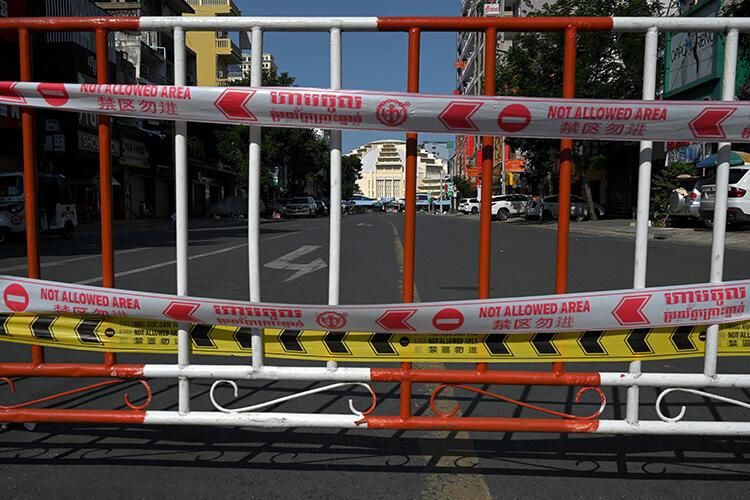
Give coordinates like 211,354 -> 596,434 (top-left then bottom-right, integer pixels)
75,243 -> 248,285
0,247 -> 147,273
188,225 -> 246,232
263,245 -> 327,282
385,218 -> 490,498
71,224 -> 330,285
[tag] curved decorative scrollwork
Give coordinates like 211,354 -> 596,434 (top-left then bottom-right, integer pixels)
430,384 -> 606,420
209,380 -> 377,417
656,388 -> 750,423
0,378 -> 152,411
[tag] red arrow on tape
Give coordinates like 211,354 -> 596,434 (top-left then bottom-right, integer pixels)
0,82 -> 26,104
163,301 -> 201,322
438,101 -> 482,131
376,309 -> 417,331
611,295 -> 651,326
214,88 -> 258,122
688,107 -> 736,139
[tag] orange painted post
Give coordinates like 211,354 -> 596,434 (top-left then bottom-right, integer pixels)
96,28 -> 116,367
400,27 -> 421,419
477,27 -> 497,375
19,27 -> 43,365
553,27 -> 577,374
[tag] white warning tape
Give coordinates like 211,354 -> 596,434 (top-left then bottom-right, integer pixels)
1,276 -> 748,335
1,81 -> 749,142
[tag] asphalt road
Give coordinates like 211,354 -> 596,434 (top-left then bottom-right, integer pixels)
2,213 -> 750,499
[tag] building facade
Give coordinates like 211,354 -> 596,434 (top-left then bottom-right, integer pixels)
419,140 -> 454,164
664,0 -> 750,165
454,0 -> 545,190
349,140 -> 448,200
184,0 -> 242,86
95,0 -> 198,218
229,51 -> 279,83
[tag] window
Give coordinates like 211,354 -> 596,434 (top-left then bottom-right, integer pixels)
393,179 -> 401,197
376,179 -> 385,198
0,175 -> 23,197
704,168 -> 749,185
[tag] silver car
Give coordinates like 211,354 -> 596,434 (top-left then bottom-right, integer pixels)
526,194 -> 604,221
669,176 -> 704,222
284,196 -> 318,217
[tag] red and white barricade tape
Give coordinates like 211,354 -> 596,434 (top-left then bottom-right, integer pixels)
1,81 -> 750,142
1,276 -> 748,334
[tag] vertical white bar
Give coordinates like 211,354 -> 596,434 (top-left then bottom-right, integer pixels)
173,26 -> 190,415
329,27 -> 342,306
704,29 -> 738,378
627,26 -> 658,425
249,27 -> 264,370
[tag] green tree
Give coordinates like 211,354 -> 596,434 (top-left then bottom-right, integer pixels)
342,154 -> 363,199
214,70 -> 331,203
650,162 -> 696,225
451,175 -> 473,199
496,0 -> 662,219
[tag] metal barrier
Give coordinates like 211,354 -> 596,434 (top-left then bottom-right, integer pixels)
0,15 -> 749,434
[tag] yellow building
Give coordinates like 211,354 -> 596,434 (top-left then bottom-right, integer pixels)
184,0 -> 243,86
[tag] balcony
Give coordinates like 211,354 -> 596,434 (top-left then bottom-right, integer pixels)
215,37 -> 242,64
187,0 -> 241,15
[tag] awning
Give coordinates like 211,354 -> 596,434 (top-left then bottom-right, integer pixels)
697,151 -> 750,169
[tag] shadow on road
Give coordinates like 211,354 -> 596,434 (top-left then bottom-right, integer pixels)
2,378 -> 749,480
0,219 -> 302,260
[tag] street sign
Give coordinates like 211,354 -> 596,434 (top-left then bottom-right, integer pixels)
497,104 -> 532,133
432,307 -> 465,331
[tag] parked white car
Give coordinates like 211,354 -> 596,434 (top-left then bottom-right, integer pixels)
492,194 -> 530,220
0,171 -> 77,243
699,166 -> 750,227
526,195 -> 605,221
458,198 -> 480,214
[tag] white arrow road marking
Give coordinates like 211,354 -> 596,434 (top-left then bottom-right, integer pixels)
263,245 -> 327,282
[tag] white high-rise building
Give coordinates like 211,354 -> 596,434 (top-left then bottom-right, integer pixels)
348,140 -> 448,200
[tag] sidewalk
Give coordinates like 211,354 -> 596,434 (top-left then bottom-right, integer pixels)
438,211 -> 748,251
507,217 -> 750,251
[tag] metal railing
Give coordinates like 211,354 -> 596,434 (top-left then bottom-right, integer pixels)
0,14 -> 748,435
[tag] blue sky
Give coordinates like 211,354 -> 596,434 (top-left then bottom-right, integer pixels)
235,0 -> 461,152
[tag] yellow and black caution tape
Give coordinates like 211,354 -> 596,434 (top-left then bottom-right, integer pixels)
2,313 -> 750,363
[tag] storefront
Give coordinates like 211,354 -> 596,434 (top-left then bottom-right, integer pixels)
120,135 -> 152,219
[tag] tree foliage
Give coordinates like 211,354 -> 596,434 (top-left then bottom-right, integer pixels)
342,154 -> 363,199
496,0 -> 662,198
451,175 -> 473,199
215,70 -> 360,203
650,161 -> 696,223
